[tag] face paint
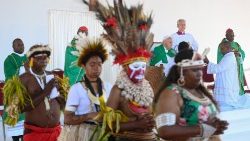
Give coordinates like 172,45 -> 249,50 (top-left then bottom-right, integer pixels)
127,61 -> 146,83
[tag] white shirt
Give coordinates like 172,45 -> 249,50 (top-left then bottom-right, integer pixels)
171,32 -> 198,52
207,52 -> 240,106
13,52 -> 26,75
66,82 -> 112,115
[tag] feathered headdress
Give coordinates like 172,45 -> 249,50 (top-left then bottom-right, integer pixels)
175,51 -> 206,86
77,39 -> 108,66
176,52 -> 206,69
26,44 -> 51,58
70,32 -> 88,57
83,0 -> 154,65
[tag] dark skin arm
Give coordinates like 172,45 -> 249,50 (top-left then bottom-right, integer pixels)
20,74 -> 56,112
55,96 -> 66,110
234,51 -> 241,57
64,110 -> 98,125
156,89 -> 201,140
119,113 -> 155,132
54,78 -> 66,110
106,85 -> 155,132
204,56 -> 209,64
24,61 -> 29,72
206,117 -> 228,135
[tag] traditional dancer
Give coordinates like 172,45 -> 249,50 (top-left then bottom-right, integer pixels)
3,45 -> 68,141
58,39 -> 112,141
85,0 -> 157,140
154,49 -> 228,141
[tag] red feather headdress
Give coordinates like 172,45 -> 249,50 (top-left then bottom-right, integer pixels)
84,0 -> 154,65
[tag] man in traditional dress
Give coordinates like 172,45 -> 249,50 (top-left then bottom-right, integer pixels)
217,28 -> 245,96
171,19 -> 199,52
206,41 -> 250,111
64,26 -> 88,86
3,38 -> 27,141
3,45 -> 67,141
150,35 -> 176,76
89,0 -> 156,140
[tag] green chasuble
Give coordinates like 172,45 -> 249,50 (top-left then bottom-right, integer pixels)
167,84 -> 217,126
4,53 -> 27,81
150,44 -> 176,66
217,38 -> 245,95
3,53 -> 27,121
64,38 -> 85,86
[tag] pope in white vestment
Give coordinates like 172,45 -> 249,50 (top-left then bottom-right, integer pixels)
207,50 -> 250,111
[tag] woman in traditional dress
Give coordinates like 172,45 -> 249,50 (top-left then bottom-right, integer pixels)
58,39 -> 112,141
154,49 -> 229,141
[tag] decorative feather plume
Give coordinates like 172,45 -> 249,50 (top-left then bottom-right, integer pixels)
71,32 -> 88,57
83,0 -> 154,65
77,39 -> 108,66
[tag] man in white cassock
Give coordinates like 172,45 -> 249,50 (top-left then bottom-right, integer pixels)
205,41 -> 250,111
171,19 -> 198,52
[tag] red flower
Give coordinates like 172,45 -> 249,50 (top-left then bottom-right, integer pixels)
198,105 -> 210,123
105,17 -> 117,28
139,24 -> 148,30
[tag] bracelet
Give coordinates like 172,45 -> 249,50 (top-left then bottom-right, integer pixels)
155,113 -> 176,129
199,124 -> 204,137
201,123 -> 216,138
65,105 -> 77,112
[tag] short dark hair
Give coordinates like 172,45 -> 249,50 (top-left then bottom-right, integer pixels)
174,49 -> 194,63
77,40 -> 108,66
178,41 -> 190,52
80,52 -> 106,65
12,38 -> 22,47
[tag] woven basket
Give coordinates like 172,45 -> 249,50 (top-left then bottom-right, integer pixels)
145,66 -> 165,94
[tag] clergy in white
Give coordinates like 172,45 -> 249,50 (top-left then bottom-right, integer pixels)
206,41 -> 240,111
171,19 -> 198,52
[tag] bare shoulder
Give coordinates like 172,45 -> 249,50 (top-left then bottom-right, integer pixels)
155,87 -> 183,115
110,85 -> 121,96
108,85 -> 122,101
158,88 -> 180,102
106,85 -> 122,108
19,72 -> 33,85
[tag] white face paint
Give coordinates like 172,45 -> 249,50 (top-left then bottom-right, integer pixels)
128,61 -> 146,82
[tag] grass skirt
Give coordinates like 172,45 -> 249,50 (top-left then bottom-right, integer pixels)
58,123 -> 99,141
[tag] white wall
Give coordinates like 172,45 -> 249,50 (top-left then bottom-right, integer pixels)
0,0 -> 88,80
1,0 -> 250,81
141,0 -> 250,72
